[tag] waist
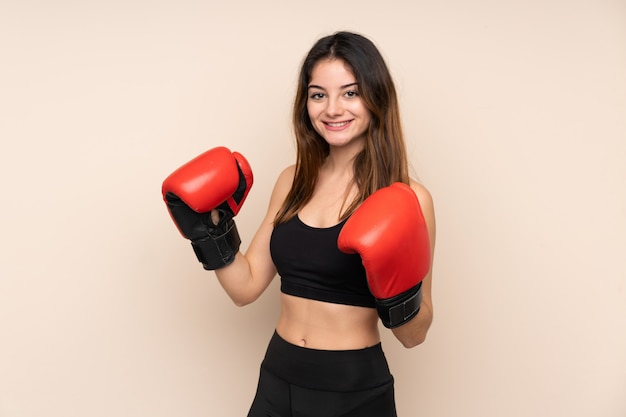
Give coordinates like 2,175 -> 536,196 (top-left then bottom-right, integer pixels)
277,293 -> 379,350
261,330 -> 392,392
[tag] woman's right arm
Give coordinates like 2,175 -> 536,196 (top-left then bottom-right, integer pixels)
214,165 -> 295,306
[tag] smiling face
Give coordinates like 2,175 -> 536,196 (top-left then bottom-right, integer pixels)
306,59 -> 372,151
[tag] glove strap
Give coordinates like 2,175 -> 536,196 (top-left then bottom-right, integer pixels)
375,282 -> 423,329
190,219 -> 241,270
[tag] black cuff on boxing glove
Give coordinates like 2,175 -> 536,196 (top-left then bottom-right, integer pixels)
191,218 -> 241,270
375,282 -> 423,329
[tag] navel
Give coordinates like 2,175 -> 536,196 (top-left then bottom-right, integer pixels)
298,338 -> 307,347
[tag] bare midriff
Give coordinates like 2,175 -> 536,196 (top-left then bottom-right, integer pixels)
276,293 -> 380,350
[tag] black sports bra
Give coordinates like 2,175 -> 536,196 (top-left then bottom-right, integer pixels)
270,215 -> 375,308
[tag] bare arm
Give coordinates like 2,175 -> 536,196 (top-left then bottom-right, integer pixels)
214,166 -> 295,306
391,181 -> 436,348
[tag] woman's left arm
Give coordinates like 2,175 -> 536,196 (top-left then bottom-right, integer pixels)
391,181 -> 436,348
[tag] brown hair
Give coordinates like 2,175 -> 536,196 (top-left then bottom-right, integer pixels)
274,31 -> 409,225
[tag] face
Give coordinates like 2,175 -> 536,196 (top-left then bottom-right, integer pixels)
307,59 -> 371,150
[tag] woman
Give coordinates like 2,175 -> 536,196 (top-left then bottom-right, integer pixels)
163,31 -> 435,417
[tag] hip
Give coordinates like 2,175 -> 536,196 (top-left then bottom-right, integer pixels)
261,330 -> 393,392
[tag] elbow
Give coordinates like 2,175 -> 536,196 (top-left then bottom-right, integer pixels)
222,282 -> 262,307
399,332 -> 427,349
392,307 -> 433,348
230,293 -> 259,307
231,298 -> 251,307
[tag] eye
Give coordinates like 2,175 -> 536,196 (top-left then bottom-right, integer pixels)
344,90 -> 359,98
309,92 -> 325,100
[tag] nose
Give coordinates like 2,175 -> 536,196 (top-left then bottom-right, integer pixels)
325,96 -> 344,117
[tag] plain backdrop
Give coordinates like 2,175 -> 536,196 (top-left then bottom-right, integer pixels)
1,1 -> 625,416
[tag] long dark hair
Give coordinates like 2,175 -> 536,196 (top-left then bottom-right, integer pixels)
275,31 -> 409,225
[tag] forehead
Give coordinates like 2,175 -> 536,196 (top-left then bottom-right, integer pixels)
309,58 -> 356,87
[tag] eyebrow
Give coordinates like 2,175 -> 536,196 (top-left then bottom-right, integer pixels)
307,82 -> 359,90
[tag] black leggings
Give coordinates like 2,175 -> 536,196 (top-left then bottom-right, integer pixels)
247,331 -> 397,417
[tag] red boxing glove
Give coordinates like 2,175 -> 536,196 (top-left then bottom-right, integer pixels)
162,147 -> 253,270
338,183 -> 431,328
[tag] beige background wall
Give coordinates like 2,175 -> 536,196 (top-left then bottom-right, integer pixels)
1,1 -> 625,416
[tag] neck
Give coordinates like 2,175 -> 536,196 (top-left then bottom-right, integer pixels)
324,142 -> 363,175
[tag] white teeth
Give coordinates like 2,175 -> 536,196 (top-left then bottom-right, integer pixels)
327,121 -> 349,127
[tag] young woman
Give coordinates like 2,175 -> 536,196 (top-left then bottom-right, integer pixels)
163,31 -> 436,417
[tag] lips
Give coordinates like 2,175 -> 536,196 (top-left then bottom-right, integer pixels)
323,120 -> 353,131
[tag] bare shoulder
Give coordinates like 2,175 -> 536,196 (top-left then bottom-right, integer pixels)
274,165 -> 296,195
276,164 -> 296,186
409,179 -> 434,213
268,164 -> 296,209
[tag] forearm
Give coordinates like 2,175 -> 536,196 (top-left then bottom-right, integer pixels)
214,250 -> 276,307
213,165 -> 292,306
391,297 -> 433,348
389,181 -> 436,348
